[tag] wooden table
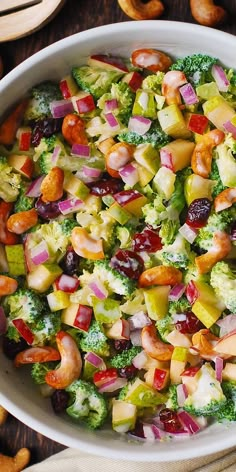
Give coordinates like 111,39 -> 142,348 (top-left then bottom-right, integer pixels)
0,0 -> 236,467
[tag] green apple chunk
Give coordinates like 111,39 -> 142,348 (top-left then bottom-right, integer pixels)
27,263 -> 62,293
107,202 -> 131,225
92,297 -> 121,324
47,290 -> 70,312
143,286 -> 170,320
63,172 -> 90,200
203,96 -> 235,131
112,400 -> 137,433
132,90 -> 157,119
192,299 -> 222,329
157,104 -> 191,139
153,167 -> 176,200
5,244 -> 26,276
133,144 -> 160,174
124,378 -> 167,407
184,174 -> 213,205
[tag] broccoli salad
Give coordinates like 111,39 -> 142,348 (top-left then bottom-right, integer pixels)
1,48 -> 236,440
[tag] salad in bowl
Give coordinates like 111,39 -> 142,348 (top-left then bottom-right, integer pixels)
1,21 -> 236,459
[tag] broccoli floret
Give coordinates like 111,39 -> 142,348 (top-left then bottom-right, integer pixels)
184,363 -> 226,416
79,320 -> 110,357
0,156 -> 21,202
4,288 -> 45,323
159,234 -> 192,269
14,181 -> 35,212
88,211 -> 117,250
166,384 -> 178,410
72,66 -> 123,100
110,346 -> 142,368
159,219 -> 180,245
118,122 -> 170,149
195,209 -> 235,251
209,159 -> 227,198
142,195 -> 167,229
120,289 -> 146,315
34,221 -> 70,257
60,218 -> 79,236
33,312 -> 61,345
169,295 -> 191,316
81,260 -> 136,297
24,81 -> 62,122
210,261 -> 236,312
66,379 -> 108,429
156,313 -> 174,343
216,381 -> 236,422
184,258 -> 210,285
142,72 -> 165,93
170,54 -> 218,85
31,361 -> 59,384
170,168 -> 192,214
98,82 -> 135,126
36,136 -> 67,174
5,323 -> 21,342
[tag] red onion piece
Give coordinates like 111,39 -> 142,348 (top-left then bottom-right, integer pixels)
71,144 -> 90,158
58,197 -> 84,215
104,113 -> 119,128
179,223 -> 198,244
215,356 -> 223,382
51,145 -> 61,165
82,166 -> 102,179
143,424 -> 156,441
186,280 -> 198,305
0,307 -> 7,335
88,281 -> 108,300
30,241 -> 50,265
128,311 -> 151,330
179,83 -> 199,105
26,175 -> 44,197
160,149 -> 173,170
104,99 -> 118,112
223,119 -> 236,139
84,352 -> 106,370
50,99 -> 74,118
132,350 -> 148,369
98,377 -> 127,393
217,315 -> 236,337
130,329 -> 142,346
178,411 -> 201,435
128,115 -> 152,136
119,163 -> 139,187
211,64 -> 230,92
176,384 -> 188,407
56,274 -> 80,293
169,284 -> 186,302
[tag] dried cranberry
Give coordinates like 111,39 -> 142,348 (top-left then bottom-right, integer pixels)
186,198 -> 211,229
132,228 -> 162,253
88,178 -> 124,196
51,389 -> 69,414
2,336 -> 28,360
118,365 -> 138,379
113,339 -> 132,352
35,197 -> 61,220
175,311 -> 203,334
31,118 -> 63,146
110,250 -> 144,280
59,246 -> 80,276
159,408 -> 183,433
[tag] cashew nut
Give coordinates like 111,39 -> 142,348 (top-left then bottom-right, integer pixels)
214,188 -> 236,213
139,265 -> 182,287
45,331 -> 82,389
117,0 -> 164,20
0,406 -> 8,425
0,448 -> 30,472
190,0 -> 227,27
162,70 -> 187,105
195,231 -> 232,274
191,129 -> 225,178
131,48 -> 172,73
141,324 -> 173,361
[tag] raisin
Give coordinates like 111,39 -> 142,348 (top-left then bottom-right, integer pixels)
51,389 -> 69,414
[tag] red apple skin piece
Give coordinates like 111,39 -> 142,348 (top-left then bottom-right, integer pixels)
213,329 -> 236,356
73,304 -> 92,332
181,365 -> 201,377
93,368 -> 118,387
123,71 -> 143,92
187,114 -> 209,135
153,368 -> 169,390
114,190 -> 147,216
75,95 -> 95,114
12,318 -> 34,345
88,54 -> 128,72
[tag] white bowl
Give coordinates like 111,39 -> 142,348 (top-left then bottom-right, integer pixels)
1,21 -> 236,462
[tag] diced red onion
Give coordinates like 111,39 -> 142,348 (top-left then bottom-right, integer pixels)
211,64 -> 230,92
26,175 -> 44,197
82,166 -> 102,179
128,115 -> 152,136
151,424 -> 166,440
84,352 -> 106,370
217,315 -> 236,337
223,119 -> 236,139
50,99 -> 74,118
179,83 -> 199,105
160,149 -> 173,170
30,241 -> 50,265
178,411 -> 201,435
143,424 -> 156,441
0,307 -> 7,335
56,274 -> 80,293
58,197 -> 84,215
173,314 -> 187,323
215,356 -> 223,382
132,350 -> 148,369
104,113 -> 119,128
119,163 -> 139,187
88,281 -> 108,300
169,284 -> 186,302
176,384 -> 188,407
51,145 -> 61,165
130,329 -> 142,346
128,311 -> 151,330
179,223 -> 198,244
71,144 -> 90,158
104,99 -> 118,112
98,377 -> 127,393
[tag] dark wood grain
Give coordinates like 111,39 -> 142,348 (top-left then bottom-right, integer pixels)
0,0 -> 236,467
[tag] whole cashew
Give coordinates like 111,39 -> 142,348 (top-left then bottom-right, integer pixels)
0,448 -> 30,472
214,188 -> 236,213
117,0 -> 164,20
195,231 -> 232,274
162,70 -> 187,105
190,0 -> 227,27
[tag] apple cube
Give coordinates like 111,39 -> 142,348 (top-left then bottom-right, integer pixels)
106,319 -> 130,340
133,143 -> 159,174
60,75 -> 79,99
166,330 -> 192,348
160,139 -> 195,172
187,280 -> 225,310
5,244 -> 26,276
196,82 -> 220,100
132,90 -> 157,119
184,173 -> 213,205
153,167 -> 176,200
112,400 -> 137,433
12,319 -> 34,345
122,71 -> 143,92
135,163 -> 154,186
192,299 -> 222,329
143,286 -> 170,320
63,172 -> 90,201
92,298 -> 121,324
27,263 -> 62,293
107,202 -> 132,225
124,378 -> 166,407
47,290 -> 70,312
187,114 -> 209,135
16,126 -> 32,151
170,347 -> 188,384
93,368 -> 118,388
157,104 -> 191,139
113,190 -> 147,217
203,96 -> 235,131
82,359 -> 99,381
213,329 -> 236,357
222,363 -> 236,381
145,367 -> 170,391
54,274 -> 80,293
181,365 -> 200,395
71,92 -> 95,114
62,303 -> 92,331
88,54 -> 128,72
8,154 -> 34,179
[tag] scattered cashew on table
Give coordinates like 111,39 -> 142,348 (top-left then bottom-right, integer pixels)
117,0 -> 227,27
0,406 -> 31,472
